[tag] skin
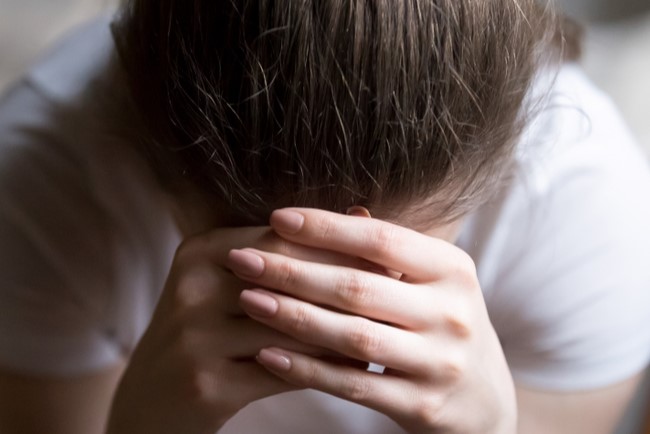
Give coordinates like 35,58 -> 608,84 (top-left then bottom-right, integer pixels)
228,208 -> 517,433
0,207 -> 644,433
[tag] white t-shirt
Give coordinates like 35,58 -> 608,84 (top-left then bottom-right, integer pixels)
1,17 -> 650,433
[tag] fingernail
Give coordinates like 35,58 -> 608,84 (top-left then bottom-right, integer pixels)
227,249 -> 265,277
346,206 -> 371,218
270,209 -> 304,234
240,290 -> 279,317
257,348 -> 292,372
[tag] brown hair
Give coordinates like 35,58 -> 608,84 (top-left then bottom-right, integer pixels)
111,0 -> 567,227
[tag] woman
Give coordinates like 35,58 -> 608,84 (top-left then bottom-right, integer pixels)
1,1 -> 649,433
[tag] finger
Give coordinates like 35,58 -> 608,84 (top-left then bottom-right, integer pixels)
164,263 -> 249,316
169,251 -> 382,319
212,360 -> 298,405
183,317 -> 342,360
227,248 -> 437,327
196,226 -> 373,271
269,208 -> 469,282
240,290 -> 431,375
255,347 -> 422,422
346,206 -> 401,279
345,205 -> 372,218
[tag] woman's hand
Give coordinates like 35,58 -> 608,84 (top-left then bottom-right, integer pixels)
105,225 -> 361,434
227,208 -> 517,434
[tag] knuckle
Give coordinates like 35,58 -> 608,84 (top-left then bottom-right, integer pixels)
184,361 -> 241,420
366,224 -> 398,258
442,310 -> 472,340
453,251 -> 479,289
316,216 -> 339,241
272,238 -> 294,257
334,272 -> 372,310
438,351 -> 468,386
345,319 -> 383,359
176,340 -> 230,406
258,231 -> 292,256
276,259 -> 302,290
341,374 -> 372,402
413,393 -> 445,428
301,360 -> 321,388
441,358 -> 466,386
173,268 -> 218,310
188,367 -> 239,423
186,367 -> 218,403
287,304 -> 313,335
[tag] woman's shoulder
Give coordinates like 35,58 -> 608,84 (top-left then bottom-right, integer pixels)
24,15 -> 116,104
459,64 -> 650,274
457,64 -> 650,391
0,16 -> 180,376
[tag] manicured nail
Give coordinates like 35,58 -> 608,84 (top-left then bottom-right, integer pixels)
240,290 -> 279,317
227,249 -> 265,277
257,348 -> 292,372
270,209 -> 304,234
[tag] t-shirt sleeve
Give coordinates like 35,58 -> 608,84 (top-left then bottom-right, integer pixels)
470,67 -> 650,391
493,163 -> 650,390
0,81 -> 123,376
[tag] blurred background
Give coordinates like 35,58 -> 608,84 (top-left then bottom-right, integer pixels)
0,0 -> 649,432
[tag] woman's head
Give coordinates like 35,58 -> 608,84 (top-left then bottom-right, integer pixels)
112,0 -> 565,228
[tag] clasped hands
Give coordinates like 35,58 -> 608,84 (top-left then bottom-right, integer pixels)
226,208 -> 517,433
108,207 -> 515,434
